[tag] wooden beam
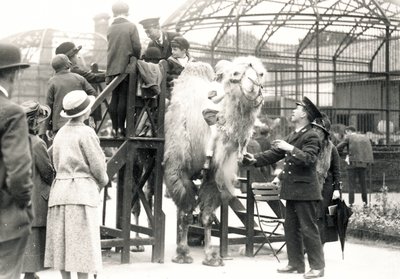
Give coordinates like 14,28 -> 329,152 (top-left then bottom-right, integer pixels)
100,226 -> 122,238
91,74 -> 128,112
101,237 -> 155,248
130,224 -> 153,236
106,141 -> 128,178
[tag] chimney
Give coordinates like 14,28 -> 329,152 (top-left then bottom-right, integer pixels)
93,13 -> 110,36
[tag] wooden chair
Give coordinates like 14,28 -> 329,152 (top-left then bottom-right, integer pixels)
251,181 -> 286,261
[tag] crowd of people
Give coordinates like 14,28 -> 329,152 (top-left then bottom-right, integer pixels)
0,1 -> 375,279
0,41 -> 109,279
0,1 -> 202,278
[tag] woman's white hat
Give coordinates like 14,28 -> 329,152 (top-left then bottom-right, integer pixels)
60,90 -> 95,118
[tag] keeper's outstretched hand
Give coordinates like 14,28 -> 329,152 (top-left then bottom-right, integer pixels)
241,152 -> 257,166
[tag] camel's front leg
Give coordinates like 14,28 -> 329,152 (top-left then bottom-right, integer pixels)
172,210 -> 193,264
202,211 -> 224,266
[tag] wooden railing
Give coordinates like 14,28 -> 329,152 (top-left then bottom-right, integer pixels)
92,57 -> 166,264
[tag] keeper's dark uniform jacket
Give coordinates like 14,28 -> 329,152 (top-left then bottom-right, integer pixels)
254,124 -> 322,201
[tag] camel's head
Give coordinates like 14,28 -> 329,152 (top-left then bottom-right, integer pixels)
225,56 -> 267,107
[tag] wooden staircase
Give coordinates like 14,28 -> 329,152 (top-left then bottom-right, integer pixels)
92,57 -> 167,264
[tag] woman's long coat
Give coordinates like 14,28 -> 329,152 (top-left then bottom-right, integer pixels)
29,134 -> 54,227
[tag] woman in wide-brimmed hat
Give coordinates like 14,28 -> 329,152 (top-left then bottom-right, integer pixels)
20,101 -> 55,279
44,90 -> 109,279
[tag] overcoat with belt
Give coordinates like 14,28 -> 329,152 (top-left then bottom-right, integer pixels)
29,134 -> 54,227
0,92 -> 34,242
254,124 -> 322,201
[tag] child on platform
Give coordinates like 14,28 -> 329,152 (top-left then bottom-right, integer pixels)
166,36 -> 195,98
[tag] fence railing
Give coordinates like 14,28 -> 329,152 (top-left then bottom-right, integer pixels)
261,105 -> 400,145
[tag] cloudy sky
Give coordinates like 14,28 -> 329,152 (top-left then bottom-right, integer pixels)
0,0 -> 187,39
2,0 -> 400,41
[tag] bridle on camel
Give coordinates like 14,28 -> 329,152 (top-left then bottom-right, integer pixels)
230,63 -> 264,108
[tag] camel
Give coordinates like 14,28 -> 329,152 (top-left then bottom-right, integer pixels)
164,57 -> 267,266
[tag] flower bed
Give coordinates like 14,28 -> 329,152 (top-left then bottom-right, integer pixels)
348,186 -> 400,244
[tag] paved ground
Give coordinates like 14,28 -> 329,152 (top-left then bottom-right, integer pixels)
34,191 -> 400,279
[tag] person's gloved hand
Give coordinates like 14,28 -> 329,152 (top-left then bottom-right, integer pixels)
271,176 -> 280,185
332,190 -> 341,200
241,152 -> 257,166
345,155 -> 350,165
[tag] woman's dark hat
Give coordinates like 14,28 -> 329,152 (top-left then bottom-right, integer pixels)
0,43 -> 30,71
296,96 -> 322,121
170,36 -> 190,50
312,112 -> 331,135
20,100 -> 51,123
139,17 -> 160,29
142,47 -> 162,62
55,42 -> 82,58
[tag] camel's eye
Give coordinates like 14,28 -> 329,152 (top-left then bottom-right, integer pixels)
259,72 -> 264,77
233,71 -> 241,76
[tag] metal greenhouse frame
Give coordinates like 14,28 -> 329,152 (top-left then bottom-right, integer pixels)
163,0 -> 400,144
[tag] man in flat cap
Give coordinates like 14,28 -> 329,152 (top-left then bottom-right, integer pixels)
0,43 -> 34,279
139,17 -> 180,62
336,125 -> 373,208
55,41 -> 105,127
55,41 -> 105,84
243,97 -> 326,278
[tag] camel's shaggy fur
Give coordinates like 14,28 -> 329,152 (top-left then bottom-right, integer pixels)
164,57 -> 267,266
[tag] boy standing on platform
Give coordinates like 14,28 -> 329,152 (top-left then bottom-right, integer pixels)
106,1 -> 141,138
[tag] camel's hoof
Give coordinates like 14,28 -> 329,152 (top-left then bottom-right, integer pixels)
130,245 -> 145,252
202,257 -> 224,267
172,254 -> 193,264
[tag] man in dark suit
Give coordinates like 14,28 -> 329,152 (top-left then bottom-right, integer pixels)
0,43 -> 34,279
243,97 -> 325,278
139,17 -> 180,61
106,1 -> 141,137
336,125 -> 373,207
